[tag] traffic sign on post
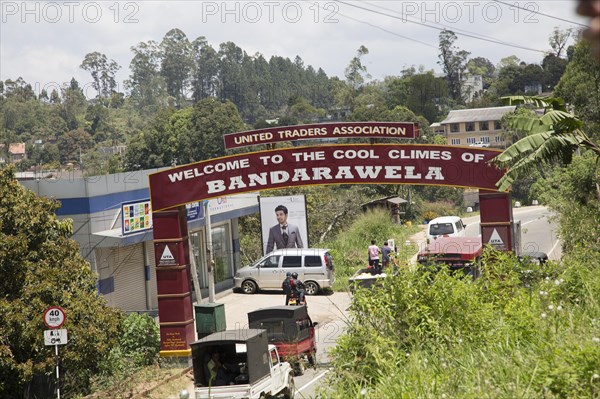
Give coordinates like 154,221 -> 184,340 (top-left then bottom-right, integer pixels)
44,306 -> 66,329
44,329 -> 68,346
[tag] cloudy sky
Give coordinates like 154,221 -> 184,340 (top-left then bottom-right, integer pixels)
0,1 -> 589,98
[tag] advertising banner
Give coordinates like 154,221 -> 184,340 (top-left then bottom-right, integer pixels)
122,199 -> 152,235
149,144 -> 505,212
223,122 -> 417,149
259,195 -> 308,255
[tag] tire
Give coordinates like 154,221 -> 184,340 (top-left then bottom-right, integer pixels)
304,281 -> 319,296
282,375 -> 295,399
294,360 -> 305,376
241,279 -> 257,294
307,350 -> 316,366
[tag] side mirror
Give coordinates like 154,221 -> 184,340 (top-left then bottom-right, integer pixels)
312,322 -> 319,327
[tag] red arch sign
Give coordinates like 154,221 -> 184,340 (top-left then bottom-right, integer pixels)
149,144 -> 505,211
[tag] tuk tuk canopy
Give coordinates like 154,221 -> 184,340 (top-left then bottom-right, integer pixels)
190,329 -> 270,386
248,306 -> 313,343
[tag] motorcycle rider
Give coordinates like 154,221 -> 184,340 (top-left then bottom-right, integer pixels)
282,272 -> 293,305
290,272 -> 306,305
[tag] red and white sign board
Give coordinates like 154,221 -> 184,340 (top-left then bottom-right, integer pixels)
43,306 -> 66,329
149,144 -> 505,211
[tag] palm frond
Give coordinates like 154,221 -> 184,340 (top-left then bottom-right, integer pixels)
540,110 -> 583,132
495,133 -> 583,191
501,95 -> 566,112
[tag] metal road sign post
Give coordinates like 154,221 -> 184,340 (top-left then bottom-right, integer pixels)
43,307 -> 67,399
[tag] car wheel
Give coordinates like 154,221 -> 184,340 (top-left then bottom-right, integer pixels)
282,375 -> 295,399
304,281 -> 319,295
241,280 -> 257,294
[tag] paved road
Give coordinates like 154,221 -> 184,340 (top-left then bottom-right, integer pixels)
462,205 -> 561,259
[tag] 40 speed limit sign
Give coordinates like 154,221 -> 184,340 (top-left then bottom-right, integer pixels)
44,306 -> 66,329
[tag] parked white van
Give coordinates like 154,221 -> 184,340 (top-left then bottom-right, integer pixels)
426,216 -> 467,244
234,248 -> 335,295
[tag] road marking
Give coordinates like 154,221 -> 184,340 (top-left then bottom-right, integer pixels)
297,369 -> 330,393
548,238 -> 561,258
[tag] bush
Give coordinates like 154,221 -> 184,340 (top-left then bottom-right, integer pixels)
119,313 -> 160,367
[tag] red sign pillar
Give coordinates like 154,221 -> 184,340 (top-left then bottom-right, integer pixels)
152,206 -> 195,357
478,190 -> 515,252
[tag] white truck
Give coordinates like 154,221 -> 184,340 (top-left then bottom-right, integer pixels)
191,329 -> 295,399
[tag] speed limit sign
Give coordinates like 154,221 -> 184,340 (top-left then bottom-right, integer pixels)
44,306 -> 66,329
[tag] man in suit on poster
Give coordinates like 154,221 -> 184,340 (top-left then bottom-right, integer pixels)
266,205 -> 304,253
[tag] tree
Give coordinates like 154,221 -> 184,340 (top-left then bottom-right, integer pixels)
344,45 -> 370,91
160,28 -> 193,107
494,96 -> 600,199
190,36 -> 219,101
187,98 -> 246,161
438,30 -> 470,102
126,40 -> 168,112
57,128 -> 94,163
0,165 -> 122,397
554,40 -> 600,136
385,71 -> 450,123
80,52 -> 121,99
466,57 -> 496,89
59,78 -> 87,131
548,27 -> 573,58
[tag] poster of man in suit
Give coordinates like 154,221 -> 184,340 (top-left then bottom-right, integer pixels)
260,195 -> 308,255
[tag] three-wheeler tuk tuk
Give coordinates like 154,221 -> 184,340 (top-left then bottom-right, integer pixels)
247,306 -> 317,376
191,329 -> 295,399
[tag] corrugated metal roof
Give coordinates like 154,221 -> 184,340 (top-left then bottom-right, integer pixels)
441,106 -> 516,124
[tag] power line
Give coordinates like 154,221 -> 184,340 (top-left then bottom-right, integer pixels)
334,0 -> 547,54
492,0 -> 589,28
334,11 -> 437,49
364,1 -> 540,51
317,3 -> 437,49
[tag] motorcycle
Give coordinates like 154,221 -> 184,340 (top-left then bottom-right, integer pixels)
286,291 -> 306,306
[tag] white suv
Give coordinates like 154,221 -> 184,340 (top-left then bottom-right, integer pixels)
469,141 -> 490,148
426,216 -> 467,244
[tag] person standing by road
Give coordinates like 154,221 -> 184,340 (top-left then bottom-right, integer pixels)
381,241 -> 392,270
368,240 -> 380,272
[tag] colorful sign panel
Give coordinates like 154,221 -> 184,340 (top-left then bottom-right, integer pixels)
122,199 -> 153,236
223,122 -> 418,149
149,144 -> 505,212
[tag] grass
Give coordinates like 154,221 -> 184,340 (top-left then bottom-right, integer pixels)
320,249 -> 600,398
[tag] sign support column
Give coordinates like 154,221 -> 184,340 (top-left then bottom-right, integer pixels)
153,206 -> 195,358
478,190 -> 515,252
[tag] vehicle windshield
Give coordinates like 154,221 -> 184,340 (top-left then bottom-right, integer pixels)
429,223 -> 454,236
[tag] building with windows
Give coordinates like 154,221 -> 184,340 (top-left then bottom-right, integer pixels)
20,170 -> 259,312
0,143 -> 26,163
439,106 -> 516,148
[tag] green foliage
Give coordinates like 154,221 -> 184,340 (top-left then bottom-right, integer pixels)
419,200 -> 461,222
119,313 -> 160,367
320,208 -> 418,291
0,165 -> 123,397
323,249 -> 600,398
495,95 -> 600,192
